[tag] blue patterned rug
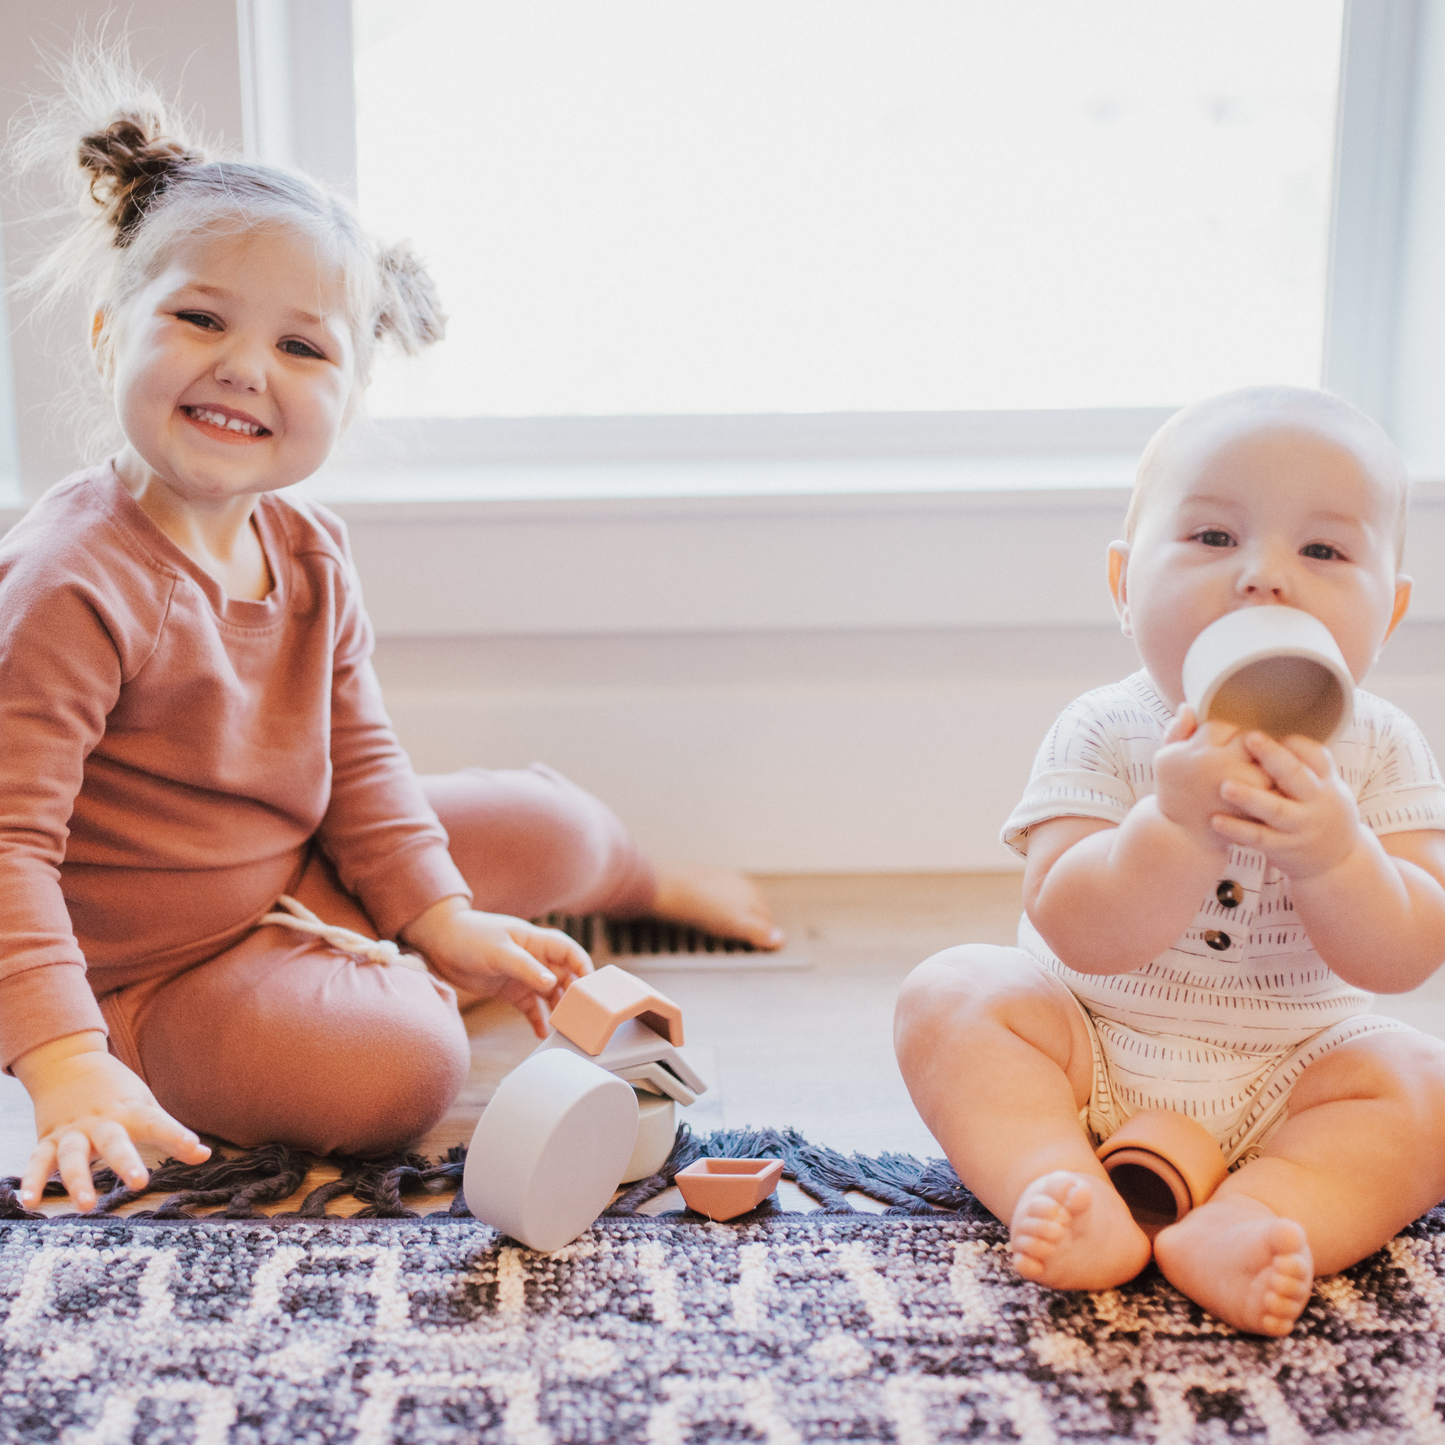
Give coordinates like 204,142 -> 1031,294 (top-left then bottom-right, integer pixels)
0,1131 -> 1442,1442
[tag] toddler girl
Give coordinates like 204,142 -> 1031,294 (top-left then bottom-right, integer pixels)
3,67 -> 779,1213
895,385 -> 1445,1335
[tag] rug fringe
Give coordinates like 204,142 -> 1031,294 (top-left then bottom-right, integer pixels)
0,1127 -> 977,1223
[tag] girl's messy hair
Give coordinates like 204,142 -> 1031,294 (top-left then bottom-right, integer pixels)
8,41 -> 444,455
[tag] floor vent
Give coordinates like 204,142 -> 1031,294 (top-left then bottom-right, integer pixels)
534,913 -> 809,971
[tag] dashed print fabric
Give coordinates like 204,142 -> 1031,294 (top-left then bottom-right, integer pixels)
999,671 -> 1445,1154
6,1212 -> 1445,1442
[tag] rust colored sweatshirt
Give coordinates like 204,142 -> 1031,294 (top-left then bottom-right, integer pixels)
0,463 -> 469,1070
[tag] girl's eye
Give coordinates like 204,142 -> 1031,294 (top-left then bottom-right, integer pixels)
1194,529 -> 1234,548
279,338 -> 325,359
176,311 -> 221,331
1301,542 -> 1342,561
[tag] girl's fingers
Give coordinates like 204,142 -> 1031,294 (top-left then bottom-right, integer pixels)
526,927 -> 592,981
19,1138 -> 58,1208
513,991 -> 548,1039
90,1117 -> 149,1192
498,939 -> 562,993
55,1129 -> 97,1210
130,1106 -> 210,1165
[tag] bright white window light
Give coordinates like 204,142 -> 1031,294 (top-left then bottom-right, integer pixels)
352,1 -> 1342,419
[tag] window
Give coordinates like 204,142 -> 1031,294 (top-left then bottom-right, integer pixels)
350,1 -> 1342,424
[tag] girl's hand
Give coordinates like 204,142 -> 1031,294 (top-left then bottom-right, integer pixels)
1211,731 -> 1360,879
12,1031 -> 210,1212
401,897 -> 592,1037
1153,706 -> 1274,846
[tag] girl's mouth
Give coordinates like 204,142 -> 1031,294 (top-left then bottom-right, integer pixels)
181,405 -> 272,439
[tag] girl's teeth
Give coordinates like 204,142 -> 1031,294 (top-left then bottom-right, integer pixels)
189,406 -> 262,435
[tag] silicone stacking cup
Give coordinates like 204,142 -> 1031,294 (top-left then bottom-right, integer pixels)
1095,1109 -> 1229,1237
463,1049 -> 639,1252
1181,606 -> 1354,742
675,1158 -> 785,1221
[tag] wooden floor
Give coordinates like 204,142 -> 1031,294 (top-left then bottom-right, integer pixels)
9,870 -> 1445,1218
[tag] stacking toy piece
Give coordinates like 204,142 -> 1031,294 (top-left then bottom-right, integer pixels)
621,1092 -> 678,1183
463,1049 -> 638,1252
1095,1108 -> 1228,1237
549,964 -> 684,1055
676,1158 -> 784,1221
1181,605 -> 1354,743
536,1016 -> 708,1098
614,1061 -> 698,1107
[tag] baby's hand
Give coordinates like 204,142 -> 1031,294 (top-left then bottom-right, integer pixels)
401,897 -> 592,1037
1211,732 -> 1360,879
1153,707 -> 1274,845
12,1031 -> 210,1212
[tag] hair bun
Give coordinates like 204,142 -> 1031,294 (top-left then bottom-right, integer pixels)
374,242 -> 447,354
77,109 -> 204,245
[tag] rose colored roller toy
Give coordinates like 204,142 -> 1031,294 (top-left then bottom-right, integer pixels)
1181,605 -> 1354,742
1095,1109 -> 1229,1237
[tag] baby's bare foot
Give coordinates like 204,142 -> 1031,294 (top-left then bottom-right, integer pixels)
651,865 -> 784,950
1010,1170 -> 1151,1291
1155,1201 -> 1313,1336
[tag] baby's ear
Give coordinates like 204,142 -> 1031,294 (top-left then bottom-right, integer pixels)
1107,541 -> 1132,636
374,242 -> 446,355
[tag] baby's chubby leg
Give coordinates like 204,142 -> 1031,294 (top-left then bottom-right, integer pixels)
1155,1030 -> 1445,1336
895,946 -> 1150,1290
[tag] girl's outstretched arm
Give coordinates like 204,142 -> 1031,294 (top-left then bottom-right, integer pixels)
401,897 -> 593,1037
11,1031 -> 210,1211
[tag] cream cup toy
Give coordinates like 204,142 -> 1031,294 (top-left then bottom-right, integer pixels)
462,1049 -> 639,1252
1180,605 -> 1355,743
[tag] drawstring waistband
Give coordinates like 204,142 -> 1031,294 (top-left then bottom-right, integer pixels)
260,895 -> 428,972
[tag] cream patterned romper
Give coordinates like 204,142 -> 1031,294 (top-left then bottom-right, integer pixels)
1002,671 -> 1445,1167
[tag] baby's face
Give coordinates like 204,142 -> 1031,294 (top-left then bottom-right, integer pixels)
1113,419 -> 1408,709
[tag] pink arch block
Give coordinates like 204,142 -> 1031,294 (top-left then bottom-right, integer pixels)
549,964 -> 685,1056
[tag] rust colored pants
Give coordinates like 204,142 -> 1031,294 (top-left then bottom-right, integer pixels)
97,765 -> 656,1156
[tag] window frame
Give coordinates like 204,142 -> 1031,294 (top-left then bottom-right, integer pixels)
233,0 -> 1414,496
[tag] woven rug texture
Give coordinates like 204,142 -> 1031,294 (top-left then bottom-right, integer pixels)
1,1131 -> 1445,1442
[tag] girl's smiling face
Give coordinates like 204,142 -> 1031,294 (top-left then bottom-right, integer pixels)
104,226 -> 356,508
1111,420 -> 1411,710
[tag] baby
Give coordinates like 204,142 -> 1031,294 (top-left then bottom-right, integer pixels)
895,385 -> 1445,1336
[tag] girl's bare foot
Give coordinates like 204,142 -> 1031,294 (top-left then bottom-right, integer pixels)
1010,1170 -> 1151,1290
1154,1197 -> 1313,1336
651,864 -> 785,949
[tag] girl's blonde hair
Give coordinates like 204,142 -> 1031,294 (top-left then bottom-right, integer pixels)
9,44 -> 443,456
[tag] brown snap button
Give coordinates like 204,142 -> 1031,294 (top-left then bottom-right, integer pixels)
1216,880 -> 1243,908
1204,930 -> 1231,950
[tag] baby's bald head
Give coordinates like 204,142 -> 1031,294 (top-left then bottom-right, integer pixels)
1126,386 -> 1409,561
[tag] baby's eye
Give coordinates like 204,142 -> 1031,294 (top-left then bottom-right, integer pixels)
1301,542 -> 1343,561
176,310 -> 221,331
1193,528 -> 1234,548
279,338 -> 325,360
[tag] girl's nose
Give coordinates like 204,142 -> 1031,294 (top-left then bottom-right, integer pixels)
213,341 -> 268,393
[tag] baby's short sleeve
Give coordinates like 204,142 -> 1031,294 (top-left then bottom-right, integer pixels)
1349,690 -> 1445,836
1000,674 -> 1171,858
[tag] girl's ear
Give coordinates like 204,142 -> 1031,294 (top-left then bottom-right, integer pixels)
1107,541 -> 1132,637
90,308 -> 114,380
